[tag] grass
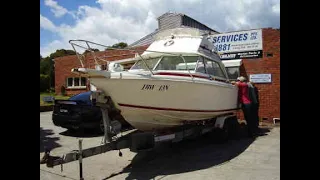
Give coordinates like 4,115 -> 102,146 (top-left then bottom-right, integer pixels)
40,92 -> 70,106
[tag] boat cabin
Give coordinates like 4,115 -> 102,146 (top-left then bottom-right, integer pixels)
129,55 -> 229,81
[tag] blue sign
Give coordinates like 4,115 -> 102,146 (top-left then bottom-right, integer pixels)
208,29 -> 263,60
249,74 -> 272,83
43,96 -> 55,102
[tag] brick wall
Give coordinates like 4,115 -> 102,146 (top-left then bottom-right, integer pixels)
54,45 -> 149,96
237,28 -> 280,122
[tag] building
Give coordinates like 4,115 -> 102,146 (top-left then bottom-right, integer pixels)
54,12 -> 280,122
54,45 -> 149,95
129,12 -> 219,47
221,28 -> 280,122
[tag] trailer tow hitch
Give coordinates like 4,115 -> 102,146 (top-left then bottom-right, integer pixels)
40,149 -> 65,171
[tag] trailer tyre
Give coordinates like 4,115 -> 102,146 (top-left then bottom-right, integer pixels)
216,125 -> 229,143
227,117 -> 240,139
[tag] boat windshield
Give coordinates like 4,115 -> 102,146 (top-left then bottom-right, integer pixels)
154,56 -> 199,71
130,57 -> 160,70
130,56 -> 207,73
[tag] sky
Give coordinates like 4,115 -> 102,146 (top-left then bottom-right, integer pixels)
40,0 -> 280,57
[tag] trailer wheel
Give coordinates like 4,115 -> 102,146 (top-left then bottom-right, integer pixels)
226,116 -> 240,139
216,125 -> 229,143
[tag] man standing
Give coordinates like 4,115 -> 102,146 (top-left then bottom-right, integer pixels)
235,76 -> 255,137
248,81 -> 260,133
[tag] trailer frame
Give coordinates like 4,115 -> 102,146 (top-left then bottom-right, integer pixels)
40,91 -> 239,180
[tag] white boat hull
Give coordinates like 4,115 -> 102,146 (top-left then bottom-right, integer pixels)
89,74 -> 238,131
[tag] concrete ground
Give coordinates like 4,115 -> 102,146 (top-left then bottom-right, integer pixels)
40,111 -> 280,180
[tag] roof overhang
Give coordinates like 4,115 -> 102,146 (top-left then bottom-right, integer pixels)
222,59 -> 242,67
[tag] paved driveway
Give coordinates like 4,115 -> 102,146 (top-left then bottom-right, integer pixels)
40,111 -> 280,180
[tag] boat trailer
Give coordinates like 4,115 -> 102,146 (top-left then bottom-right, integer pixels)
40,91 -> 239,180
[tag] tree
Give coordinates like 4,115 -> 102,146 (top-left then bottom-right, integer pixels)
83,48 -> 99,54
105,42 -> 128,50
112,42 -> 128,48
49,49 -> 76,59
40,57 -> 54,92
40,74 -> 50,92
40,49 -> 76,92
40,57 -> 52,75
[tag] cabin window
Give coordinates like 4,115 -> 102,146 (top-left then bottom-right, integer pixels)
203,59 -> 214,76
195,57 -> 206,74
225,67 -> 240,80
130,58 -> 160,70
211,60 -> 227,79
66,77 -> 87,89
203,58 -> 227,79
155,56 -> 199,71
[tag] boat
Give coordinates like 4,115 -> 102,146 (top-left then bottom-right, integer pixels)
70,28 -> 239,131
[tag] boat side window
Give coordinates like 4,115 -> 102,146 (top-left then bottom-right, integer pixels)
130,58 -> 160,70
225,66 -> 240,80
211,60 -> 227,79
195,57 -> 206,74
155,56 -> 198,71
203,59 -> 215,76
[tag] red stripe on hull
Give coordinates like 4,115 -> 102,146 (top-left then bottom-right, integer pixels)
118,103 -> 238,112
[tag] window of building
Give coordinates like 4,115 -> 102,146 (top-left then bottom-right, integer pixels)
225,67 -> 240,80
81,77 -> 86,86
74,77 -> 80,86
266,53 -> 273,57
66,77 -> 87,89
67,78 -> 73,87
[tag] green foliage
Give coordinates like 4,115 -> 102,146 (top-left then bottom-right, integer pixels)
83,48 -> 100,54
40,57 -> 52,74
40,74 -> 50,92
112,42 -> 128,48
61,85 -> 66,96
49,49 -> 76,59
105,42 -> 128,50
40,49 -> 76,92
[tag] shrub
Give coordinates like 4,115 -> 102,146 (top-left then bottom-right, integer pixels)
40,74 -> 50,92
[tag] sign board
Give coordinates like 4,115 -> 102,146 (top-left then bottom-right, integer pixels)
249,74 -> 272,83
208,29 -> 263,60
42,96 -> 55,103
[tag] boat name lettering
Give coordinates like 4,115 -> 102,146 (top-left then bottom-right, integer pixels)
141,84 -> 169,91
